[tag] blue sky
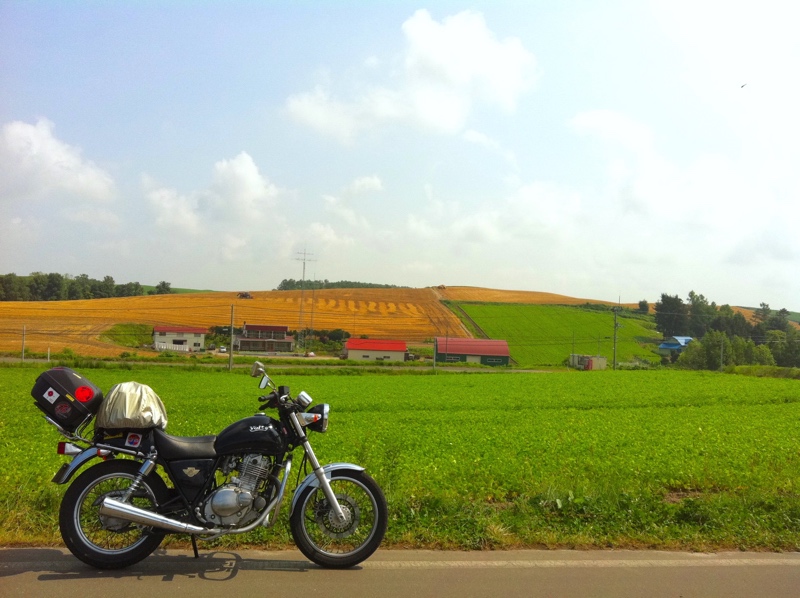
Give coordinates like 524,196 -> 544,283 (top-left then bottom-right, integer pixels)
1,1 -> 798,309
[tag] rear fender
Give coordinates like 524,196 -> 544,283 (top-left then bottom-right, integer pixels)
51,448 -> 109,484
289,462 -> 364,515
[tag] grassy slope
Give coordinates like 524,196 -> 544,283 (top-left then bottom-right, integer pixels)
5,366 -> 800,550
457,303 -> 661,366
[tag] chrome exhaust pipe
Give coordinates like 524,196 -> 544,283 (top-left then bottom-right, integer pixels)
99,497 -> 217,535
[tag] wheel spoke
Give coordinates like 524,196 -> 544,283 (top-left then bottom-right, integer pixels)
76,473 -> 154,552
298,478 -> 379,557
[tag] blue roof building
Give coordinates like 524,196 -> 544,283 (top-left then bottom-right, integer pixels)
658,336 -> 694,354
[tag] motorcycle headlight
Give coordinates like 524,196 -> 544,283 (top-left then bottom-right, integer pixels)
306,403 -> 329,433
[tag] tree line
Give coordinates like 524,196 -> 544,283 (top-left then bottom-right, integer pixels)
0,272 -> 174,301
653,292 -> 799,368
275,279 -> 407,291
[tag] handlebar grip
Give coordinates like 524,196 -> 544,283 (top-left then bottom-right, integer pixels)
259,391 -> 279,408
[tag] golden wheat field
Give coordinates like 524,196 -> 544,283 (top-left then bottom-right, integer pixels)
0,288 -> 473,357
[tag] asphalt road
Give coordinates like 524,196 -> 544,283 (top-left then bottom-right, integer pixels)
3,547 -> 800,598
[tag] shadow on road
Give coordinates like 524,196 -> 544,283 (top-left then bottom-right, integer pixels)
0,547 -> 322,582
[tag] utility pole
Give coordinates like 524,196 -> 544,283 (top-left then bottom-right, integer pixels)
613,307 -> 620,371
22,325 -> 26,362
309,273 -> 318,354
228,305 -> 234,371
294,249 -> 316,353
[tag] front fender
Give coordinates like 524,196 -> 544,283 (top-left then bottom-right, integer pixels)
51,448 -> 106,484
289,462 -> 364,515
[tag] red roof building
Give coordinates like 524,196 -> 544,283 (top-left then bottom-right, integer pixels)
435,337 -> 510,366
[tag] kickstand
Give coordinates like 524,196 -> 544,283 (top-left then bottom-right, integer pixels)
191,535 -> 200,559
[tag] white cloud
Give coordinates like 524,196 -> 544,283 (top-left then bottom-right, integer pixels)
347,175 -> 383,194
462,129 -> 518,167
323,194 -> 370,229
144,152 -> 280,257
208,152 -> 279,220
286,86 -> 365,144
320,176 -> 382,229
402,9 -> 534,112
570,110 -> 654,153
287,9 -> 536,142
0,119 -> 115,202
307,222 -> 355,247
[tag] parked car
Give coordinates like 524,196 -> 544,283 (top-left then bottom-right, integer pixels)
219,346 -> 227,353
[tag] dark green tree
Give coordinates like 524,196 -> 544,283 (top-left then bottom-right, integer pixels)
687,291 -> 716,338
654,293 -> 689,337
150,281 -> 174,295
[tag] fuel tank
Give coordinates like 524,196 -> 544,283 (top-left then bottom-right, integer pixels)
214,414 -> 286,456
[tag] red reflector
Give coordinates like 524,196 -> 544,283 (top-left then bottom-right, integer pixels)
57,442 -> 67,455
74,386 -> 93,402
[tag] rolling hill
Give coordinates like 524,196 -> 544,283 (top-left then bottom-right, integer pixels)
0,285 -> 735,363
0,288 -> 470,357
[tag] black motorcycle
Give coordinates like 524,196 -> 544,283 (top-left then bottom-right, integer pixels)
32,361 -> 387,569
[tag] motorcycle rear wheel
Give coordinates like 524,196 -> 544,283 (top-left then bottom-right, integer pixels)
59,459 -> 169,569
290,469 -> 387,568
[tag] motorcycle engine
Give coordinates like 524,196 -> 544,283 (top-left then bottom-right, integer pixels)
202,454 -> 272,526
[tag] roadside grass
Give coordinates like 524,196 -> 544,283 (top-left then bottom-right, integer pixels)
3,366 -> 800,550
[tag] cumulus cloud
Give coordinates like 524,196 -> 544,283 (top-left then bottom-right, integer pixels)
144,151 -> 280,258
286,9 -> 536,142
402,9 -> 534,113
143,179 -> 203,235
0,119 -> 115,202
207,152 -> 279,220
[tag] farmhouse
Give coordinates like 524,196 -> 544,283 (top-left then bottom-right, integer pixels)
658,336 -> 693,356
345,338 -> 409,362
235,324 -> 294,353
569,354 -> 608,371
153,326 -> 206,352
435,337 -> 510,366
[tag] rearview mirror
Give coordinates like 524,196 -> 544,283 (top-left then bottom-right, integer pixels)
250,361 -> 265,378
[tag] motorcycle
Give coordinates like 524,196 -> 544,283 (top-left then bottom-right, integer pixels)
31,361 -> 387,570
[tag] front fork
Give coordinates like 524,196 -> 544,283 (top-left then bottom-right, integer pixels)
288,412 -> 347,525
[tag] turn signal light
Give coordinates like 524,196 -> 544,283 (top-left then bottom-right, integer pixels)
57,442 -> 82,456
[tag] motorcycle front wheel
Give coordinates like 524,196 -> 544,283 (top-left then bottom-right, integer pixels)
59,459 -> 169,569
290,469 -> 388,568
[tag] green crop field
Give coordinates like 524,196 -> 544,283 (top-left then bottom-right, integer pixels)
3,365 -> 800,551
456,303 -> 661,367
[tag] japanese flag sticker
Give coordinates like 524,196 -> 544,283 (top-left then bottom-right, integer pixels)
44,387 -> 60,404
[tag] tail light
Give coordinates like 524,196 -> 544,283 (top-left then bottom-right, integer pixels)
74,386 -> 94,402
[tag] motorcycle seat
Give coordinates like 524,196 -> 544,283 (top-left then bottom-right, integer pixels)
153,428 -> 217,460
